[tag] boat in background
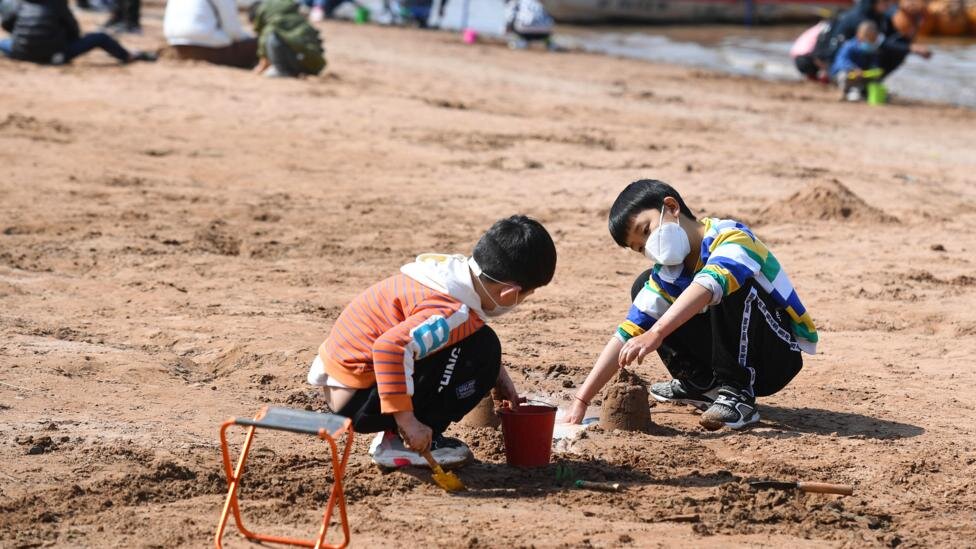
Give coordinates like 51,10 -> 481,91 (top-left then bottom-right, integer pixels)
540,0 -> 853,23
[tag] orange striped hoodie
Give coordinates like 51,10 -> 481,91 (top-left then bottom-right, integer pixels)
317,254 -> 487,413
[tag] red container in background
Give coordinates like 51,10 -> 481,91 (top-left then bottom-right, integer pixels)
498,404 -> 557,467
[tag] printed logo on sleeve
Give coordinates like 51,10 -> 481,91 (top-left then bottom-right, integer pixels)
411,315 -> 451,358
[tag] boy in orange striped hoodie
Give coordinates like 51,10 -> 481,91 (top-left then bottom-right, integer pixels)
307,216 -> 557,468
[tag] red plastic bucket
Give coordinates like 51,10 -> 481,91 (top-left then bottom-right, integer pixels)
498,404 -> 557,467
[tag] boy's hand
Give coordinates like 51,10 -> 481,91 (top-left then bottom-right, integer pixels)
393,411 -> 432,453
618,331 -> 664,367
562,398 -> 586,424
911,44 -> 932,59
492,364 -> 524,411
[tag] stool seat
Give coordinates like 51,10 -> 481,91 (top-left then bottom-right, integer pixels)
215,406 -> 354,549
236,407 -> 350,437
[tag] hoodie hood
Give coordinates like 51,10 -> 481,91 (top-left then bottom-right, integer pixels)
400,253 -> 488,321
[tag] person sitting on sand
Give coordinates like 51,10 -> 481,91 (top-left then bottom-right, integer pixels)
563,180 -> 816,431
307,215 -> 557,468
504,0 -> 554,50
830,21 -> 882,102
163,0 -> 257,69
0,0 -> 154,64
249,0 -> 325,78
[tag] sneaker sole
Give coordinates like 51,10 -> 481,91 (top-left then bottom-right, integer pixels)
372,453 -> 473,472
651,392 -> 713,412
700,410 -> 760,431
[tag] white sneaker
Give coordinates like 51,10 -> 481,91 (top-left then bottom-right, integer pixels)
368,431 -> 473,469
309,6 -> 325,22
845,88 -> 863,102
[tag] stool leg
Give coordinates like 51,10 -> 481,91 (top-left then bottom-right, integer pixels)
314,430 -> 354,549
215,423 -> 260,547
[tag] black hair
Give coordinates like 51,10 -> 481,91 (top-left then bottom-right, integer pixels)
473,215 -> 557,291
247,1 -> 260,23
858,20 -> 879,34
608,179 -> 695,248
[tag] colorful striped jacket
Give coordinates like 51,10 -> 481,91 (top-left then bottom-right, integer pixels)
617,218 -> 818,354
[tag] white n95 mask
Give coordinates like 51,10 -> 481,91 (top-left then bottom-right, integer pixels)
468,257 -> 520,318
644,205 -> 690,266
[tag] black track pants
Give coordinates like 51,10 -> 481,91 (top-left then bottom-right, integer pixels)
632,270 -> 802,398
337,327 -> 501,435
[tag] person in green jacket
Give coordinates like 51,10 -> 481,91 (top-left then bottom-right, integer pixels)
249,0 -> 325,77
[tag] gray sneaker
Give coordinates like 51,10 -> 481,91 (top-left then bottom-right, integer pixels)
650,379 -> 719,411
699,388 -> 759,431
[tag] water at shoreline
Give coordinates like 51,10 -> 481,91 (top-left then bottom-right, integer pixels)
355,0 -> 976,108
555,25 -> 976,108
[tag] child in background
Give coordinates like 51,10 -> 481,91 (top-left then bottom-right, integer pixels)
308,216 -> 557,467
250,0 -> 325,78
0,0 -> 154,64
830,21 -> 881,101
563,180 -> 816,431
791,20 -> 830,81
504,0 -> 554,50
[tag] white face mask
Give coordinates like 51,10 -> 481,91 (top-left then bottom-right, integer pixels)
644,205 -> 690,266
468,257 -> 520,318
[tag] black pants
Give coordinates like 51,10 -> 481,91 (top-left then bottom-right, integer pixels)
632,270 -> 802,398
337,326 -> 501,435
265,32 -> 308,77
879,47 -> 909,80
64,32 -> 130,63
794,54 -> 819,79
107,0 -> 140,27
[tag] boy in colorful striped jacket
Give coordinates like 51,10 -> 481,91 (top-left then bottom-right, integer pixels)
565,180 -> 816,430
307,216 -> 557,468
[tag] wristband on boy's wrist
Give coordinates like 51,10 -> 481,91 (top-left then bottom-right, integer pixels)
574,394 -> 590,406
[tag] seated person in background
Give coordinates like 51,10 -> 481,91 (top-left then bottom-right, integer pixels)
830,21 -> 881,102
307,216 -> 557,468
0,0 -> 154,64
504,0 -> 554,50
163,0 -> 257,69
249,0 -> 325,78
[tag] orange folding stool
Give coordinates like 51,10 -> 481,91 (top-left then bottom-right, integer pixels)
215,407 -> 355,549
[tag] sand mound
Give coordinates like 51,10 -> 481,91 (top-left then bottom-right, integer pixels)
460,396 -> 500,429
600,369 -> 654,433
758,179 -> 897,224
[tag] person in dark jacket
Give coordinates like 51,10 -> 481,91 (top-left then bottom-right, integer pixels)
810,0 -> 929,80
0,0 -> 153,64
879,0 -> 932,75
249,0 -> 325,78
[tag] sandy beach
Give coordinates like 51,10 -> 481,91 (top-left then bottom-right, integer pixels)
2,4 -> 976,547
